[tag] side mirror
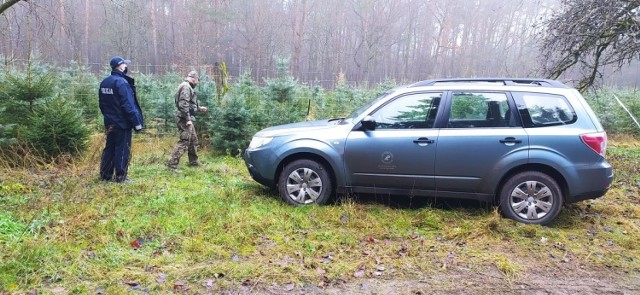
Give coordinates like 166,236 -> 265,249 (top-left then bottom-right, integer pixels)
360,116 -> 376,131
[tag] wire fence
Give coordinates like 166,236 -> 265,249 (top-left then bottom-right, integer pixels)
3,58 -> 393,89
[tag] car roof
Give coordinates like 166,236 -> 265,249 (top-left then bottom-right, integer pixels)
408,78 -> 569,88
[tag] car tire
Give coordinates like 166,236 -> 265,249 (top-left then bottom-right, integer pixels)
278,159 -> 333,206
499,171 -> 563,225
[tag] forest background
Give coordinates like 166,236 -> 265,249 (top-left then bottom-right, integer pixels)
2,0 -> 640,157
3,0 -> 640,87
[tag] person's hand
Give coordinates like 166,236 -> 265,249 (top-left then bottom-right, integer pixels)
199,106 -> 208,112
186,120 -> 193,126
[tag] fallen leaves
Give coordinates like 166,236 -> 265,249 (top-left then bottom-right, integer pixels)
123,281 -> 139,287
373,265 -> 385,276
156,273 -> 167,284
398,244 -> 409,256
285,282 -> 295,291
173,281 -> 190,292
318,254 -> 333,264
130,238 -> 143,249
203,279 -> 215,288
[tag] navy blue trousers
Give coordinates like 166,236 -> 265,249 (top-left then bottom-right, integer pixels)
100,126 -> 132,182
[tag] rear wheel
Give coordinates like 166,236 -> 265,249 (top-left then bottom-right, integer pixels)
499,171 -> 563,225
278,159 -> 333,206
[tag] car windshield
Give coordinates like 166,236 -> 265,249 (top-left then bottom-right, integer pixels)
343,89 -> 395,122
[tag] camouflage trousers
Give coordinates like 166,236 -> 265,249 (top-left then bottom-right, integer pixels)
167,119 -> 199,168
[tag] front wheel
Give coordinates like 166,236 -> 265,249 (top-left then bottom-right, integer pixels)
278,159 -> 333,206
499,171 -> 563,225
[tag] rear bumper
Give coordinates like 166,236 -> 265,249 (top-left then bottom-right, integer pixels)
567,189 -> 610,203
565,161 -> 613,203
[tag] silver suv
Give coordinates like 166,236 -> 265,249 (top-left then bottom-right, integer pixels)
243,78 -> 613,225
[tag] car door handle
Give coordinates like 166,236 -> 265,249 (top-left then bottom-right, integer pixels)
413,137 -> 435,146
499,137 -> 522,144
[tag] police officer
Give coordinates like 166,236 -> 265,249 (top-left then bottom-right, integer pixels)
98,56 -> 144,182
167,71 -> 207,170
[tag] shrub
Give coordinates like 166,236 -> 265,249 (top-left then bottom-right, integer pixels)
261,58 -> 308,126
192,70 -> 216,140
0,60 -> 54,119
233,70 -> 260,108
584,88 -> 640,135
264,58 -> 297,104
61,63 -> 101,126
141,72 -> 180,133
208,96 -> 252,156
0,124 -> 17,147
22,95 -> 90,158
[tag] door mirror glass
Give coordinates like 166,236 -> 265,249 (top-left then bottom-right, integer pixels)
360,116 -> 376,130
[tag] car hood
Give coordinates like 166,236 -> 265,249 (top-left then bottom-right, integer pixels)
256,119 -> 343,137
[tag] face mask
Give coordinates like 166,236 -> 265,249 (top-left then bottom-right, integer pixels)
123,66 -> 129,75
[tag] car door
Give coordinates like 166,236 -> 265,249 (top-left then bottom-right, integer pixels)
434,91 -> 529,196
344,92 -> 442,192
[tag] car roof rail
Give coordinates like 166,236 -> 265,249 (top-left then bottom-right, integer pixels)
409,78 -> 569,88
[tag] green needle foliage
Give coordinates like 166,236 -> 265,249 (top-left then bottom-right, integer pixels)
0,59 -> 54,115
263,58 -> 308,126
60,62 -> 101,125
209,96 -> 252,156
0,106 -> 16,147
23,95 -> 90,158
584,88 -> 640,135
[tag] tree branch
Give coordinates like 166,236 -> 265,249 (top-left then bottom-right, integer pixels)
0,0 -> 23,15
540,0 -> 640,91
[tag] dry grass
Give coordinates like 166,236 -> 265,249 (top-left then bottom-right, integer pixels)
0,134 -> 639,294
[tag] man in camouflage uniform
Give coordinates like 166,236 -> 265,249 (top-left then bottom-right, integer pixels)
167,71 -> 207,170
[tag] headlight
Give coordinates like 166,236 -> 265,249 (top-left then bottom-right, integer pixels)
248,136 -> 273,149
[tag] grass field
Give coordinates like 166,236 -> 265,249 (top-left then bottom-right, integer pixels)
1,134 -> 639,294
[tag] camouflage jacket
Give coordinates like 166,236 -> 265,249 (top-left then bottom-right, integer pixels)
175,80 -> 198,121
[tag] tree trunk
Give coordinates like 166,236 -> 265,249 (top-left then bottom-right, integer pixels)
84,0 -> 89,64
291,0 -> 307,78
151,0 -> 158,66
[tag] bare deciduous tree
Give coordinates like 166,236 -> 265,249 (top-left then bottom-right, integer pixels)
541,0 -> 640,91
2,0 -> 587,88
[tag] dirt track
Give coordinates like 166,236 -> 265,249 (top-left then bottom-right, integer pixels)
230,262 -> 640,294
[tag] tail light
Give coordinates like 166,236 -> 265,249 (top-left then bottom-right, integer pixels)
580,132 -> 607,157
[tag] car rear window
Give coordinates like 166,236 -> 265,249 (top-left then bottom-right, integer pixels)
513,92 -> 576,127
446,92 -> 511,128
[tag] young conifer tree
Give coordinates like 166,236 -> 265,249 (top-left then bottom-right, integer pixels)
23,94 -> 90,158
209,96 -> 252,156
262,58 -> 306,126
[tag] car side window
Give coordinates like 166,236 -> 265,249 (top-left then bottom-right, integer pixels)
371,92 -> 442,129
447,92 -> 510,128
512,92 -> 576,127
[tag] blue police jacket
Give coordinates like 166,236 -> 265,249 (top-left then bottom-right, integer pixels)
99,70 -> 144,130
